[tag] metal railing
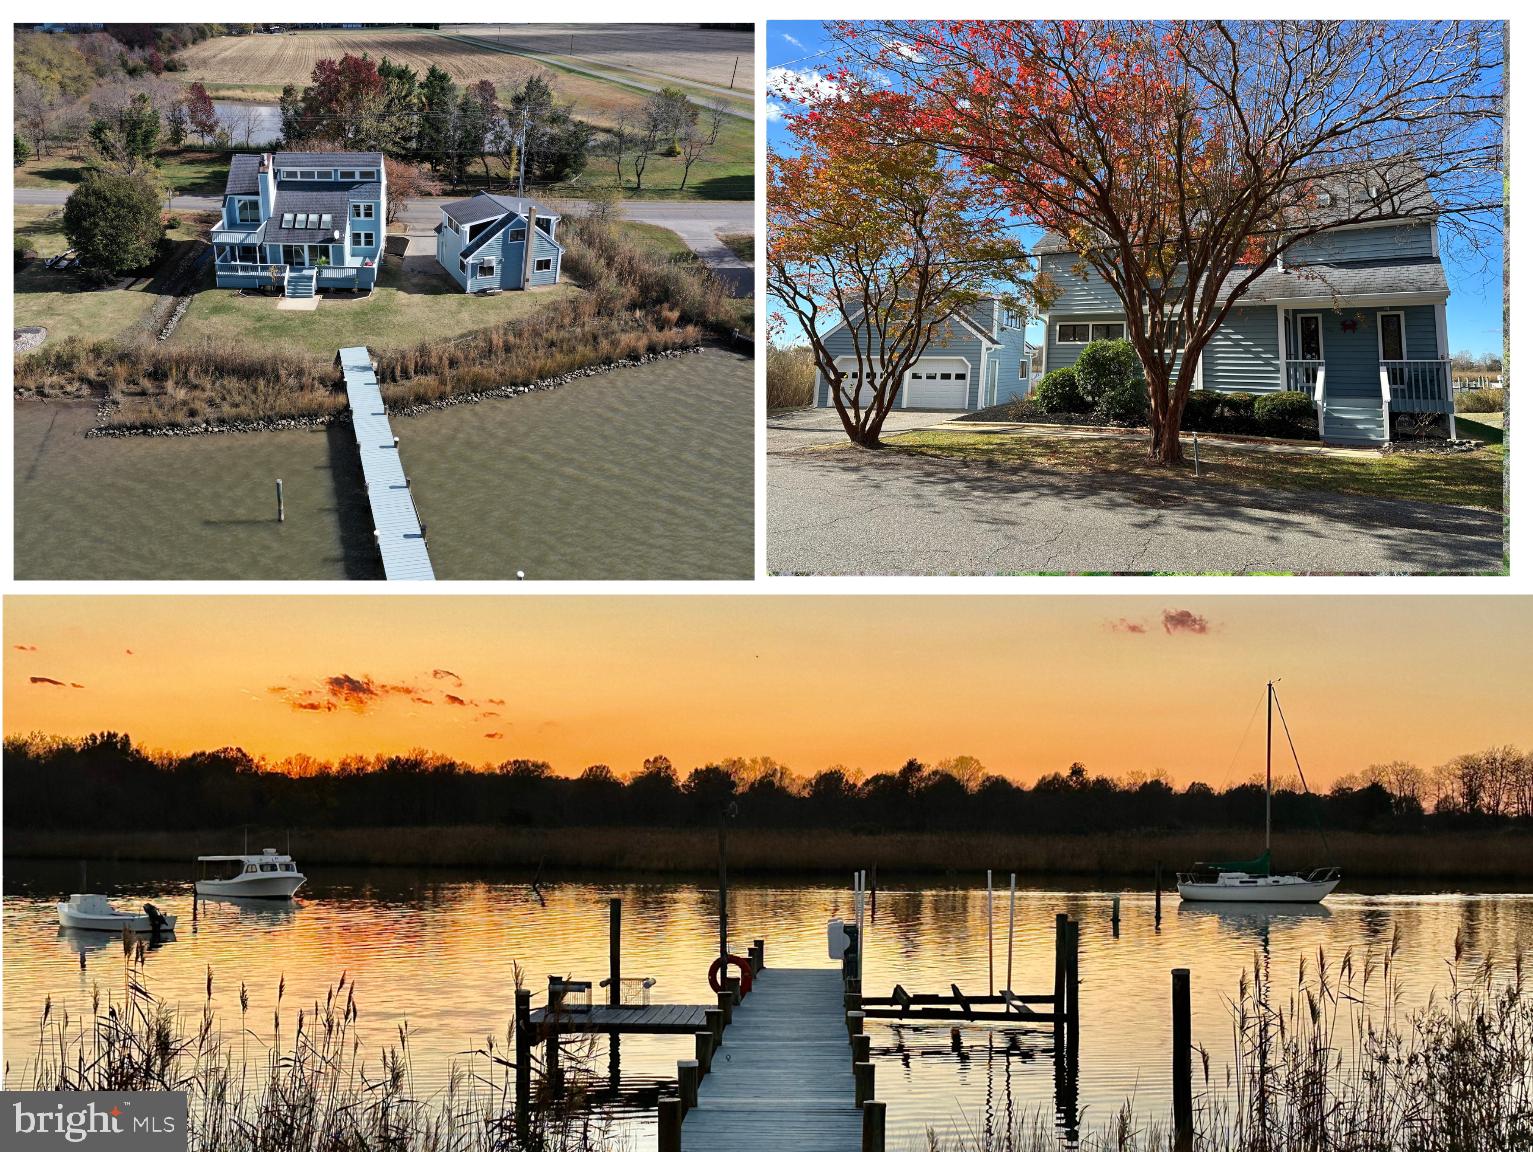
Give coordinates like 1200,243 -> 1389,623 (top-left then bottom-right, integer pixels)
1380,359 -> 1452,412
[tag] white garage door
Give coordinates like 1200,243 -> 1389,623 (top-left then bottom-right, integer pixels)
903,359 -> 971,409
831,359 -> 884,408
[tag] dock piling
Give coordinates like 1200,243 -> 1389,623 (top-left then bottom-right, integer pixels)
1173,968 -> 1193,1151
852,1032 -> 870,1069
678,1059 -> 700,1113
725,974 -> 741,1005
861,1100 -> 887,1152
847,1010 -> 865,1041
695,1030 -> 713,1074
276,478 -> 285,522
854,1060 -> 875,1107
1155,865 -> 1163,929
1112,894 -> 1121,938
513,989 -> 531,1142
609,898 -> 621,1006
717,989 -> 733,1027
1066,918 -> 1081,1055
658,1096 -> 683,1152
1053,913 -> 1068,1031
705,1007 -> 723,1049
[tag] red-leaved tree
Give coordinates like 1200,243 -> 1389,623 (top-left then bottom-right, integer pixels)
829,20 -> 1504,462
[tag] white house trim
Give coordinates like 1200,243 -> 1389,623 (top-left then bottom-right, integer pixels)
1239,291 -> 1449,309
1435,300 -> 1456,439
1375,310 -> 1407,362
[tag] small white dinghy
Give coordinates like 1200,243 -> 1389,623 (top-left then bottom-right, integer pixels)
57,894 -> 177,934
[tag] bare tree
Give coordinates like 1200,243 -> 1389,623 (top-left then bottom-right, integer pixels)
704,99 -> 729,146
16,76 -> 64,157
676,124 -> 709,191
630,108 -> 661,193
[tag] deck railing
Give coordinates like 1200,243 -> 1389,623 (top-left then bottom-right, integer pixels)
217,261 -> 288,279
1380,359 -> 1453,413
1284,359 -> 1323,397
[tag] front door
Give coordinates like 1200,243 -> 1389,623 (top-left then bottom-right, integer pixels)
1296,314 -> 1323,362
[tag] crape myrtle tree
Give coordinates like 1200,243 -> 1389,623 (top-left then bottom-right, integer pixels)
830,20 -> 1505,463
767,76 -> 1032,447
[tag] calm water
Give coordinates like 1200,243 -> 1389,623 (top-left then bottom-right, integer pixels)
4,860 -> 1529,1148
13,348 -> 753,580
211,102 -> 281,147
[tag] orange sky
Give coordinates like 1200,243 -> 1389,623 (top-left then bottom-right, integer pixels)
4,596 -> 1529,786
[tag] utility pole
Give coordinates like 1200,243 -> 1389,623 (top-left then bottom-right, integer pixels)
515,108 -> 529,197
729,56 -> 739,89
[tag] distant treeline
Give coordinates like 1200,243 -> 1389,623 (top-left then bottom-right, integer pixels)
6,733 -> 1531,837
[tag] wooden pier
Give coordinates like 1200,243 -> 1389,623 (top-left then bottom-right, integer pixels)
679,967 -> 862,1151
336,346 -> 434,581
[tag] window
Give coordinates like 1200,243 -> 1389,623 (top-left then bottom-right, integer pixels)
1090,322 -> 1124,341
358,169 -> 376,180
352,231 -> 374,248
281,170 -> 298,180
352,203 -> 374,220
534,257 -> 553,272
1296,314 -> 1323,362
235,198 -> 260,224
445,218 -> 459,234
280,212 -> 295,228
319,213 -> 333,230
535,215 -> 553,234
1377,311 -> 1406,362
939,372 -> 952,380
478,260 -> 496,278
953,372 -> 967,381
339,169 -> 357,180
1058,323 -> 1091,343
509,227 -> 527,242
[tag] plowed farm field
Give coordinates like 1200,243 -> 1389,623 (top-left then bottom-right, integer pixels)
455,23 -> 752,94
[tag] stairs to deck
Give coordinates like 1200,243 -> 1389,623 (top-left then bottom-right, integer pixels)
285,269 -> 317,299
1322,398 -> 1388,446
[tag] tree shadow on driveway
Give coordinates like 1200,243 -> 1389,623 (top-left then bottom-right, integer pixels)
767,449 -> 1505,575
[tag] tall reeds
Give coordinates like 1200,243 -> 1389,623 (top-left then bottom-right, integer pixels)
12,943 -> 616,1152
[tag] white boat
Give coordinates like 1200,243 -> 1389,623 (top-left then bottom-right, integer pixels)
1177,680 -> 1340,905
57,894 -> 177,933
196,848 -> 306,899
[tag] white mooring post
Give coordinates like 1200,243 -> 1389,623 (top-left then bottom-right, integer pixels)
986,869 -> 994,996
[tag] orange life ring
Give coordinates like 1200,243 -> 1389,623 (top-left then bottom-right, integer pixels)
708,953 -> 753,995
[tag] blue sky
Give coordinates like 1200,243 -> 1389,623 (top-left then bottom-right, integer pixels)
767,21 -> 1504,357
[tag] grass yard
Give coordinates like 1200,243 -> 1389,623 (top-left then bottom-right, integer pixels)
12,206 -> 159,349
1456,412 -> 1505,444
719,233 -> 753,262
615,221 -> 696,262
15,148 -> 233,196
170,254 -> 583,357
885,428 -> 1507,512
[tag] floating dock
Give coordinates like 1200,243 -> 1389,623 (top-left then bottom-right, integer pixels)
337,346 -> 434,581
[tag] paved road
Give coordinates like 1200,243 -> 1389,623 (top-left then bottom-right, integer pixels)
768,441 -> 1505,575
19,188 -> 754,292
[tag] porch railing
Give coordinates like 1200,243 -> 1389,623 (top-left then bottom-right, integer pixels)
216,261 -> 288,279
1284,359 -> 1323,398
1380,359 -> 1453,414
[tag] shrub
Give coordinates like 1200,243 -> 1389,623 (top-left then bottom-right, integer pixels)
1456,388 -> 1505,413
1254,389 -> 1317,435
1033,366 -> 1089,414
1095,373 -> 1148,424
1181,389 -> 1225,432
63,171 -> 164,278
1074,338 -> 1144,409
14,236 -> 31,272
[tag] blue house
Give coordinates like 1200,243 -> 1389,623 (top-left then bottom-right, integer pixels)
434,193 -> 564,292
1036,179 -> 1455,444
814,297 -> 1037,411
211,151 -> 385,298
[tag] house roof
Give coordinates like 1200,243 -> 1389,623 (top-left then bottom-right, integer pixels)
267,189 -> 352,244
440,192 -> 557,227
224,154 -> 262,197
273,151 -> 384,168
1222,257 -> 1449,305
1034,165 -> 1440,257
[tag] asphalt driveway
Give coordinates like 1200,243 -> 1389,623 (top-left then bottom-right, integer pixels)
768,433 -> 1505,575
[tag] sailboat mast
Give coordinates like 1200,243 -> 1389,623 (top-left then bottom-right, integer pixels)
1265,680 -> 1273,853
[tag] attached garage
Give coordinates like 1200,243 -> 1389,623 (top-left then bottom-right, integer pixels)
831,358 -> 887,408
901,358 -> 971,409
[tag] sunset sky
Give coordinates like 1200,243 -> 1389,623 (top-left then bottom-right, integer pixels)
4,596 -> 1529,786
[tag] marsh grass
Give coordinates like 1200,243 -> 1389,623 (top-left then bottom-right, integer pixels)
13,207 -> 746,432
11,945 -> 616,1152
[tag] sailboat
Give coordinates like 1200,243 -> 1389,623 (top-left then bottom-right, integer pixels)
1177,681 -> 1341,904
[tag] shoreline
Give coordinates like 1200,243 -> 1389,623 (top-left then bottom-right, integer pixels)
17,345 -> 715,439
6,825 -> 1531,883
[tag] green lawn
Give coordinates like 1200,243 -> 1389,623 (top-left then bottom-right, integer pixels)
13,206 -> 159,349
15,148 -> 233,196
885,429 -> 1507,512
1456,413 -> 1505,444
719,233 -> 754,262
615,220 -> 696,262
170,251 -> 583,357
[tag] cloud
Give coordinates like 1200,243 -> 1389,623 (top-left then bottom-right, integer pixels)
411,696 -> 434,706
1162,609 -> 1211,636
444,694 -> 468,707
479,711 -> 501,719
782,32 -> 804,49
432,668 -> 463,686
14,644 -> 38,652
1106,618 -> 1147,634
766,66 -> 841,105
29,676 -> 80,688
125,649 -> 133,656
484,732 -> 505,741
488,698 -> 505,706
270,673 -> 413,714
764,100 -> 785,123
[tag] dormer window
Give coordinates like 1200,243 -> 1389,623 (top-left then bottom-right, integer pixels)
358,169 -> 377,180
509,226 -> 527,242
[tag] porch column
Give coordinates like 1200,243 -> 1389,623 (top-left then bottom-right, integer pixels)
1275,304 -> 1287,390
1436,300 -> 1455,439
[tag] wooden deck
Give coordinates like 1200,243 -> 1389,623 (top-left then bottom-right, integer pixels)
337,346 -> 434,581
528,1003 -> 710,1034
681,968 -> 862,1151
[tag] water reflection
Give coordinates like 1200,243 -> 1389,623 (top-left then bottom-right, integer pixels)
5,863 -> 1530,1150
